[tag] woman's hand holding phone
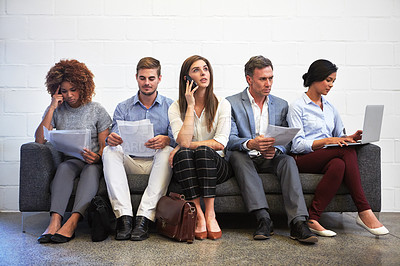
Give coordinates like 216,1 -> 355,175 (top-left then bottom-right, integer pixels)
185,75 -> 197,91
185,76 -> 198,107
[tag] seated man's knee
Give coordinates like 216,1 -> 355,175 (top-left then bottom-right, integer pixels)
276,154 -> 297,170
161,145 -> 173,153
102,145 -> 123,158
229,151 -> 244,162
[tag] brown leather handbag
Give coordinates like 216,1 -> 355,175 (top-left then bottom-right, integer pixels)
155,192 -> 197,243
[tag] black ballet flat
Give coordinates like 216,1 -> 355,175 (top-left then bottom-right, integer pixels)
50,233 -> 75,243
37,234 -> 53,244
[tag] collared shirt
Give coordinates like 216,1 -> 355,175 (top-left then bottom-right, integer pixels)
168,96 -> 231,156
111,91 -> 174,143
243,88 -> 269,157
287,92 -> 345,154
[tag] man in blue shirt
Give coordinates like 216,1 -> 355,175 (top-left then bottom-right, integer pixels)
102,57 -> 174,241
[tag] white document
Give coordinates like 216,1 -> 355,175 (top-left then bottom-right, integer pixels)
264,125 -> 300,146
117,119 -> 156,157
43,126 -> 91,160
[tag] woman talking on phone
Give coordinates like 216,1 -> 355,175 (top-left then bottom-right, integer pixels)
168,55 -> 232,240
287,59 -> 388,237
35,59 -> 111,243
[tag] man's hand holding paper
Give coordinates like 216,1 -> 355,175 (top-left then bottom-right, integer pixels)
107,132 -> 123,146
145,135 -> 170,150
264,125 -> 300,146
248,135 -> 275,152
117,119 -> 158,157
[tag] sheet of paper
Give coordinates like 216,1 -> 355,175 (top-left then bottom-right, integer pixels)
264,125 -> 300,146
117,119 -> 156,157
44,126 -> 90,160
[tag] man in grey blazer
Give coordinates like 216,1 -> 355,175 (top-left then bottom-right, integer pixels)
226,56 -> 317,243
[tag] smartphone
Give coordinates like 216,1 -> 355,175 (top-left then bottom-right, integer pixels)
185,75 -> 197,91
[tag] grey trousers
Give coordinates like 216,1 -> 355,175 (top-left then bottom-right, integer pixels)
228,151 -> 308,225
50,158 -> 102,218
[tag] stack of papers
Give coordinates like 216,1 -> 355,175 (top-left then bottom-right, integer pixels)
263,125 -> 300,146
117,119 -> 156,157
43,126 -> 91,160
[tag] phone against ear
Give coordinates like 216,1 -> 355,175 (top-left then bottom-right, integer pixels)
58,85 -> 62,94
185,75 -> 197,91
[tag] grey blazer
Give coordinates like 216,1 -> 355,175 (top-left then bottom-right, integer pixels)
226,88 -> 289,153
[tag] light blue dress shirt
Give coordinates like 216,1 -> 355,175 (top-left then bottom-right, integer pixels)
287,92 -> 345,154
111,92 -> 174,145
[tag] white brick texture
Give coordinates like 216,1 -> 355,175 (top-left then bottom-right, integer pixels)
55,0 -> 103,16
6,41 -> 54,64
0,0 -> 399,211
0,17 -> 28,39
104,0 -> 151,16
6,0 -> 53,15
29,17 -> 76,40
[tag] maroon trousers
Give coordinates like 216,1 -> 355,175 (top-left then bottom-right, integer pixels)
292,147 -> 371,221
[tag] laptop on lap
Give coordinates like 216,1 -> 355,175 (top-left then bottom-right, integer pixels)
324,105 -> 384,148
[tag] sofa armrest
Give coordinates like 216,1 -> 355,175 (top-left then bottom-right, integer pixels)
19,142 -> 63,212
356,143 -> 381,212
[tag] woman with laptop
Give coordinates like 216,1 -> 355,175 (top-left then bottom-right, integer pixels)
287,59 -> 388,237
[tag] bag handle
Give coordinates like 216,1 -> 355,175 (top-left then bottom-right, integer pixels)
168,192 -> 185,201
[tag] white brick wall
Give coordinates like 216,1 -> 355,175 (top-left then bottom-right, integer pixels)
1,0 -> 399,212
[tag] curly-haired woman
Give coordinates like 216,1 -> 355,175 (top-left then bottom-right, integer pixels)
35,59 -> 112,243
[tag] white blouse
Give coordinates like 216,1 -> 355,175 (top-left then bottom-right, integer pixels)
168,96 -> 231,156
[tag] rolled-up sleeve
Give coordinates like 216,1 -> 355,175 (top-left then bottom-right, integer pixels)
168,101 -> 183,141
287,103 -> 314,154
213,99 -> 231,148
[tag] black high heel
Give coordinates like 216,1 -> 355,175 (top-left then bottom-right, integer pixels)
50,233 -> 75,243
37,234 -> 53,243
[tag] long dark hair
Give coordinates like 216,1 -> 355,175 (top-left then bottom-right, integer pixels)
303,59 -> 338,87
178,55 -> 218,132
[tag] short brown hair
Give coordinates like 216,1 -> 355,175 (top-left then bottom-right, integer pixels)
45,59 -> 95,105
245,55 -> 273,77
136,57 -> 161,76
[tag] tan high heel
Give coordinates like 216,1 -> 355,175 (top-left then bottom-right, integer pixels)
195,231 -> 207,240
207,230 -> 222,240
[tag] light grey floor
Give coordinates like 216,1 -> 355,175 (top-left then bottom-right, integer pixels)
0,212 -> 399,265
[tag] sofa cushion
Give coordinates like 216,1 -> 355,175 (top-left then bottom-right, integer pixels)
97,172 -> 350,198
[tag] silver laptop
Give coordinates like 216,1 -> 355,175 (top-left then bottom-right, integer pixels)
325,105 -> 384,148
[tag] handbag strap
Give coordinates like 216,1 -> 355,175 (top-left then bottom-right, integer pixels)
169,192 -> 185,201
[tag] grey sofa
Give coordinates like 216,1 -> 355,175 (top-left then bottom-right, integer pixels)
19,142 -> 381,229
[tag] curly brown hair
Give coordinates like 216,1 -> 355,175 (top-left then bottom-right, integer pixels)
45,59 -> 95,105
